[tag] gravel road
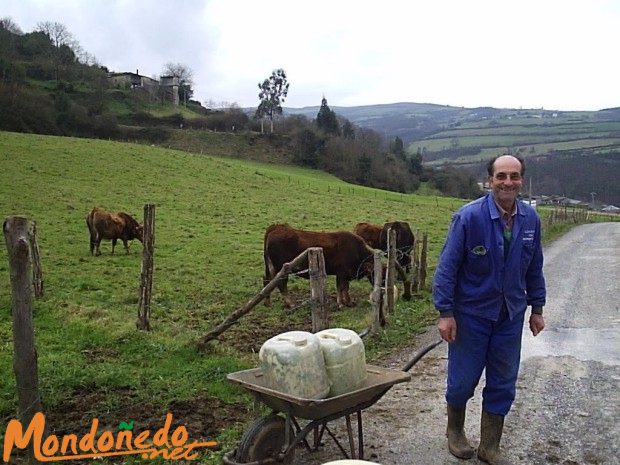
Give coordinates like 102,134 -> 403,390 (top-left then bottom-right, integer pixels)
296,222 -> 620,465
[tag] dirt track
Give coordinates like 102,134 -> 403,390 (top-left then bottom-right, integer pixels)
295,222 -> 620,465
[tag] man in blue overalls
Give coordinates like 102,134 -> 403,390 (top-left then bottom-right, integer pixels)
433,155 -> 546,464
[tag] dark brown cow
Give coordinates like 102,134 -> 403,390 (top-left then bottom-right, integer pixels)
263,224 -> 377,308
379,221 -> 415,273
86,207 -> 143,256
354,221 -> 415,272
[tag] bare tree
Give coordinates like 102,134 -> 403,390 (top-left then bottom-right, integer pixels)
1,17 -> 23,35
36,21 -> 79,81
36,21 -> 77,50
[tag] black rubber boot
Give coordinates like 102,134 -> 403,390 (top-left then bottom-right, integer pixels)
478,410 -> 510,465
446,404 -> 474,459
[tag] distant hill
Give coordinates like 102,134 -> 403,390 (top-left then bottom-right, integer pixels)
285,103 -> 620,144
285,103 -> 620,205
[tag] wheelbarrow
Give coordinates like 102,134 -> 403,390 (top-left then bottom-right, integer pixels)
223,338 -> 443,465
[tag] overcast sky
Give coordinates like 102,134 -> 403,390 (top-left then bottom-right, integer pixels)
3,0 -> 619,111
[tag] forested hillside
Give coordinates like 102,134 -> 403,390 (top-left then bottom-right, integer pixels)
287,105 -> 620,205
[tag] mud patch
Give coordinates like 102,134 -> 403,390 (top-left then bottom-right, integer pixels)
45,384 -> 248,439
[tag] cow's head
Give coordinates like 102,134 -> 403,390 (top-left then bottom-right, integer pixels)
133,224 -> 144,242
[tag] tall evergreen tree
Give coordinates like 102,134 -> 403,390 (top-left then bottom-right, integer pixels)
391,136 -> 406,159
316,97 -> 340,136
342,120 -> 355,139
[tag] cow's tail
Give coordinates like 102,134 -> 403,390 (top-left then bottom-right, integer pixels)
262,226 -> 281,306
86,208 -> 98,255
263,232 -> 276,286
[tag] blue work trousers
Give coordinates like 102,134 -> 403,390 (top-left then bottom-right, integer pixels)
445,306 -> 525,416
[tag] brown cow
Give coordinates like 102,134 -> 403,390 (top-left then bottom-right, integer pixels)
263,224 -> 377,308
353,222 -> 382,249
86,207 -> 143,256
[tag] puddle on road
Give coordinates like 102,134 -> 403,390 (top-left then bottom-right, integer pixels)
521,327 -> 620,366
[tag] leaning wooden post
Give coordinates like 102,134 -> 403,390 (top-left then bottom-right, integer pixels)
28,222 -> 43,298
4,216 -> 44,463
385,229 -> 396,315
198,249 -> 310,347
370,251 -> 384,333
137,204 -> 155,331
419,232 -> 428,291
308,247 -> 328,332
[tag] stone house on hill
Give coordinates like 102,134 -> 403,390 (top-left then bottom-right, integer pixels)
107,70 -> 179,105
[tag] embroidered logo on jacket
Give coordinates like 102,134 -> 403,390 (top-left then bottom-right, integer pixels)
472,245 -> 487,255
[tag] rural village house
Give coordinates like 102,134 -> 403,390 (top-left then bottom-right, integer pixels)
107,70 -> 179,105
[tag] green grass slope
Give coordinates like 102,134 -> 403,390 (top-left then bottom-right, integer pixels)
0,130 -> 465,462
410,113 -> 620,164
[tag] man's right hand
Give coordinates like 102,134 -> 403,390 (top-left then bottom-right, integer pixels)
438,316 -> 457,343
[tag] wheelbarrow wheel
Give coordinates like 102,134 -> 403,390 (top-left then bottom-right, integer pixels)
236,414 -> 294,464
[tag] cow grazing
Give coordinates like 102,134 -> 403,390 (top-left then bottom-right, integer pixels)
354,221 -> 415,272
86,207 -> 144,256
263,224 -> 377,308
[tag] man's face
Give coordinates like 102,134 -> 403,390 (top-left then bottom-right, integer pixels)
489,156 -> 523,207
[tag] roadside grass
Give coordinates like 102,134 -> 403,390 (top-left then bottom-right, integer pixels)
0,131 -> 611,463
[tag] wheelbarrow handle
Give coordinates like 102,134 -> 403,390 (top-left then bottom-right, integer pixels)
402,338 -> 444,372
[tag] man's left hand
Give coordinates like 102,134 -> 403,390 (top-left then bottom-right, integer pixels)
529,313 -> 545,336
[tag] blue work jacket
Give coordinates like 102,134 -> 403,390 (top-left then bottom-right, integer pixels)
433,193 -> 546,321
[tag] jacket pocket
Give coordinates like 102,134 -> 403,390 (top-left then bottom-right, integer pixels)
467,249 -> 491,275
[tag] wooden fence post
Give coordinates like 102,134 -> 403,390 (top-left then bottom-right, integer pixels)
419,232 -> 428,291
308,247 -> 328,332
370,251 -> 384,333
3,216 -> 43,463
137,204 -> 155,331
28,222 -> 43,298
386,228 -> 396,315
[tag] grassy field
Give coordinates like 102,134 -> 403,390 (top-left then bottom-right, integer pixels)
0,131 -> 468,463
0,130 -> 611,463
408,114 -> 620,164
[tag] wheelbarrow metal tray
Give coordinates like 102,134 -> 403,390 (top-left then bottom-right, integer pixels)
227,364 -> 411,420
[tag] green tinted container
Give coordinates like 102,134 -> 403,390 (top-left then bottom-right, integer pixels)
316,328 -> 367,397
259,331 -> 330,399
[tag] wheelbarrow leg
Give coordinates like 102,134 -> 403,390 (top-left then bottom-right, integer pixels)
345,414 -> 356,459
284,411 -> 292,451
357,410 -> 364,459
313,424 -> 321,450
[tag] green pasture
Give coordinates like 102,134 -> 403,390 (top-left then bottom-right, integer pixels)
0,131 -> 464,462
429,121 -> 620,138
476,139 -> 620,159
410,135 -> 620,153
